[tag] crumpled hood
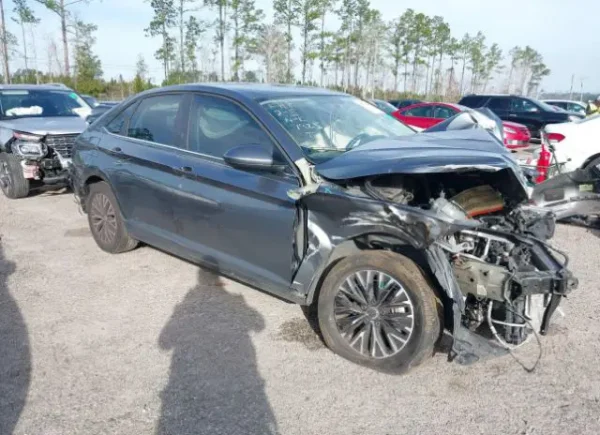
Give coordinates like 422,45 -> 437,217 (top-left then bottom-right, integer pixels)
315,129 -> 522,180
0,116 -> 88,136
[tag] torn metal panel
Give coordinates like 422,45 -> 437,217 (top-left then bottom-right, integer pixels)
531,168 -> 600,220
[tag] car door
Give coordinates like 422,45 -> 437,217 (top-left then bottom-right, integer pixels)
398,105 -> 435,129
99,93 -> 191,241
508,97 -> 543,133
172,93 -> 300,293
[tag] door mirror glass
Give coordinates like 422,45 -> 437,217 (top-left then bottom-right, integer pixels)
223,144 -> 287,172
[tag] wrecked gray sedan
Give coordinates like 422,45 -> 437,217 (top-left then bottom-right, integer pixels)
70,85 -> 577,373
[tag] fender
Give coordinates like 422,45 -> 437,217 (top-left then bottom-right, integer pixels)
289,187 -> 479,304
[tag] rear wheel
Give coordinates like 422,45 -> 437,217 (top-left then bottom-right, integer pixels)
86,181 -> 138,253
0,153 -> 29,199
316,250 -> 442,373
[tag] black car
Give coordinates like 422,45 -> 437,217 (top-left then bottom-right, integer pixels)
70,84 -> 576,372
388,98 -> 423,109
458,94 -> 584,139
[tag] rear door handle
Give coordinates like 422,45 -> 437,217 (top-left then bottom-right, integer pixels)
180,166 -> 192,172
113,147 -> 122,152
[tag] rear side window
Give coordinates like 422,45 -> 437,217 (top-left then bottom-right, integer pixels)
105,103 -> 137,135
127,94 -> 188,147
403,106 -> 433,117
434,106 -> 456,119
487,98 -> 510,110
458,96 -> 488,107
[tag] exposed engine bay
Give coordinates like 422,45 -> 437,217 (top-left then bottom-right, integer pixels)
361,172 -> 577,351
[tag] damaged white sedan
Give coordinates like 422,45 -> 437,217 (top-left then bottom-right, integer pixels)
70,85 -> 577,373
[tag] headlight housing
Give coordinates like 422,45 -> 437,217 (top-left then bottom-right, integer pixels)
11,132 -> 47,158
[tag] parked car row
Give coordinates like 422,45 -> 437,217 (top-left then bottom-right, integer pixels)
391,101 -> 531,149
0,84 -> 578,374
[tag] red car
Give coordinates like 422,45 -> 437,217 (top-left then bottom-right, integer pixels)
392,102 -> 531,149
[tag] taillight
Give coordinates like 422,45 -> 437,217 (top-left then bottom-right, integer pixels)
546,132 -> 565,145
535,144 -> 552,183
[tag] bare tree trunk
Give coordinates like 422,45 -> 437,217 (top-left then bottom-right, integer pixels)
59,0 -> 69,76
459,58 -> 466,95
20,23 -> 28,72
162,23 -> 168,81
179,1 -> 185,76
30,26 -> 39,83
233,13 -> 239,80
219,5 -> 225,81
319,13 -> 325,87
0,0 -> 10,83
301,9 -> 308,84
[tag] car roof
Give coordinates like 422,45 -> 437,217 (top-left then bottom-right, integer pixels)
400,101 -> 464,111
144,83 -> 347,100
0,84 -> 74,91
543,99 -> 585,105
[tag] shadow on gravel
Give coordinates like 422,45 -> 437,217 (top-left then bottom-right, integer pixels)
156,264 -> 278,435
0,239 -> 31,435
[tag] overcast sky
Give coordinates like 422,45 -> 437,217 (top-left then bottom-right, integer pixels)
6,0 -> 598,92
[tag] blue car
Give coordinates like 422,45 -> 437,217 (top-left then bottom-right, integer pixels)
70,84 -> 576,372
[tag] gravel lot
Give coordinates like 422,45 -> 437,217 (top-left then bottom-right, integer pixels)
1,190 -> 600,435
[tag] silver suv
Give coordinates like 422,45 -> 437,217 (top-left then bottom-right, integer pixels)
0,85 -> 91,198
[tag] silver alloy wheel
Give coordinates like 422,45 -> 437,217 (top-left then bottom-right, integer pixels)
90,193 -> 118,245
334,269 -> 415,359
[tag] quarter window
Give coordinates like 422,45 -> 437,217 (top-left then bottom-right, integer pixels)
434,106 -> 456,119
188,94 -> 284,163
487,98 -> 510,110
105,103 -> 138,135
127,94 -> 187,147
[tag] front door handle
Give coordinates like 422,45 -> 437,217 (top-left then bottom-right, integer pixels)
113,147 -> 122,153
180,166 -> 192,172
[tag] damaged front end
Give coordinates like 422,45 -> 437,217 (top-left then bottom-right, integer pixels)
2,131 -> 75,187
294,130 -> 577,365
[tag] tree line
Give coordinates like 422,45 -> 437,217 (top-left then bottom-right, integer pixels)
0,0 -> 551,100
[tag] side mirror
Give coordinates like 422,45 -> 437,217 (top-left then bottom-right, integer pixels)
223,144 -> 287,172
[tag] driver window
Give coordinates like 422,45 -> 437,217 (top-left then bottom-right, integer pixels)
189,94 -> 285,164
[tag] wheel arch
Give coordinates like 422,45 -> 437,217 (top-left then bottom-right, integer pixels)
303,232 -> 437,306
582,153 -> 600,169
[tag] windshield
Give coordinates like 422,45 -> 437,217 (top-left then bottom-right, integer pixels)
372,99 -> 398,114
0,89 -> 90,119
535,99 -> 562,112
261,95 -> 415,163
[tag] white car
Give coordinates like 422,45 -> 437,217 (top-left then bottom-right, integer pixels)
527,115 -> 600,178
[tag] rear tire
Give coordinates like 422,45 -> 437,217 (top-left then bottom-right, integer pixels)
86,181 -> 138,253
0,153 -> 30,199
316,250 -> 442,374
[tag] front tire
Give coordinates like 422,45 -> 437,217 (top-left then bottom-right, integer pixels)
317,251 -> 442,373
0,153 -> 30,199
86,181 -> 138,253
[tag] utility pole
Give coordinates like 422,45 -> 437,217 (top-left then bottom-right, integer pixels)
580,77 -> 585,102
569,74 -> 574,100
